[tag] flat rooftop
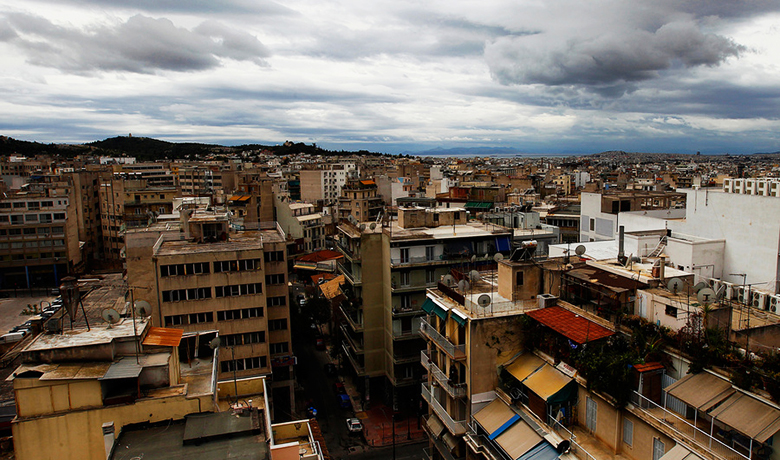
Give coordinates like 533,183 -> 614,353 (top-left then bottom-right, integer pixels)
156,229 -> 283,256
23,317 -> 144,352
390,221 -> 512,241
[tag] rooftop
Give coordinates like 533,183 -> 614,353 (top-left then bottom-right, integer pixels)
390,220 -> 512,241
156,229 -> 283,256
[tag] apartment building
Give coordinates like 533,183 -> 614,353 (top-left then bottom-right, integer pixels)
0,176 -> 80,290
227,171 -> 275,229
125,210 -> 295,418
10,316 -> 220,460
300,163 -> 355,204
276,200 -> 326,253
338,179 -> 383,221
580,190 -> 686,242
336,206 -> 514,411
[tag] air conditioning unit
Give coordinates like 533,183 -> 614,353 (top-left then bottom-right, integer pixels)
537,294 -> 558,309
768,295 -> 780,314
723,282 -> 737,300
752,292 -> 767,310
735,286 -> 748,305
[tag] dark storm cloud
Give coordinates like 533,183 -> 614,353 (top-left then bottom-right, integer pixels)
0,13 -> 270,73
485,20 -> 744,93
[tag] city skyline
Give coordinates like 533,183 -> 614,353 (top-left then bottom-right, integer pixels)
1,0 -> 779,154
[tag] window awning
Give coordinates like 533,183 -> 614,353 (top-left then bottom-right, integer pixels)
505,354 -> 546,383
143,327 -> 184,347
451,309 -> 468,327
526,306 -> 614,344
473,399 -> 521,440
665,372 -> 735,412
658,444 -> 704,460
523,364 -> 575,403
518,441 -> 560,460
442,431 -> 458,451
422,298 -> 436,315
425,414 -> 445,439
494,419 -> 544,460
708,392 -> 780,443
229,195 -> 251,202
465,201 -> 493,210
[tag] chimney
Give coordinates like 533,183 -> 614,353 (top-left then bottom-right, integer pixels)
617,225 -> 625,264
659,255 -> 666,281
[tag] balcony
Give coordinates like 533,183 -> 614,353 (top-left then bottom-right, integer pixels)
340,324 -> 364,354
425,355 -> 467,399
421,383 -> 467,436
392,327 -> 421,341
391,282 -> 427,293
420,319 -> 466,360
464,428 -> 503,460
342,343 -> 366,376
339,306 -> 363,332
336,242 -> 360,262
388,373 -> 420,387
393,351 -> 421,364
628,391 -> 749,460
338,261 -> 362,285
392,306 -> 424,317
390,253 -> 494,268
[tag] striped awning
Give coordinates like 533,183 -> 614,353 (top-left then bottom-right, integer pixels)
473,399 -> 520,440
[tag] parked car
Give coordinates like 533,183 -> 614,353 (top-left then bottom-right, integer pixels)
315,337 -> 325,350
346,418 -> 363,433
334,382 -> 346,394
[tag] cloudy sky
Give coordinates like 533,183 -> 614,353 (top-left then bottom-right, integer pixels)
1,0 -> 779,154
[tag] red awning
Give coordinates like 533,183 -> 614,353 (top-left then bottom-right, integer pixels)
526,306 -> 614,344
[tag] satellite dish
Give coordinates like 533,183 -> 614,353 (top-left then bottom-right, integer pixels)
513,188 -> 519,194
667,278 -> 684,294
102,308 -> 121,328
697,288 -> 717,304
714,285 -> 726,300
359,224 -> 366,232
493,253 -> 504,262
469,270 -> 481,282
458,280 -> 470,293
692,282 -> 708,293
134,300 -> 151,317
369,222 -> 377,230
471,255 -> 477,263
442,275 -> 456,286
575,245 -> 587,256
477,294 -> 492,308
208,337 -> 221,349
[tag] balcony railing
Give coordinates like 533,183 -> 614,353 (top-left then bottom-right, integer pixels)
393,351 -> 421,364
426,356 -> 467,399
464,426 -> 503,460
628,391 -> 749,460
392,328 -> 421,341
337,242 -> 360,261
420,319 -> 466,360
339,306 -> 363,332
338,261 -> 362,284
421,350 -> 431,371
342,343 -> 366,376
340,324 -> 364,354
421,383 -> 467,435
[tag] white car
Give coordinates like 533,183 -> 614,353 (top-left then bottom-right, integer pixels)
346,417 -> 363,433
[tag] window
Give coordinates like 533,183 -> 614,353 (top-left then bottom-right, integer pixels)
586,397 -> 597,432
188,312 -> 213,324
217,307 -> 263,321
589,218 -> 595,231
164,315 -> 187,326
243,331 -> 265,344
665,305 -> 678,318
516,271 -> 524,286
270,342 -> 289,354
400,295 -> 411,310
400,248 -> 409,263
269,319 -> 288,331
400,271 -> 410,286
267,296 -> 286,307
623,418 -> 633,447
652,438 -> 665,460
426,269 -> 435,285
264,251 -> 284,262
12,202 -> 25,209
265,274 -> 285,285
425,246 -> 435,261
10,215 -> 22,225
25,214 -> 38,223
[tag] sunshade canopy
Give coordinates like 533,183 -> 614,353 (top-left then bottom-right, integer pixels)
665,372 -> 735,411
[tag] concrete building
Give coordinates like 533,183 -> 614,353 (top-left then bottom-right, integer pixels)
227,171 -> 276,230
338,179 -> 383,222
336,206 -> 514,411
10,317 -> 220,460
300,163 -> 355,204
0,175 -> 81,290
580,191 -> 686,242
125,211 -> 295,419
275,200 -> 326,253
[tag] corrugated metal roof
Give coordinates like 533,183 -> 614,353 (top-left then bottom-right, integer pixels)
495,419 -> 543,460
143,327 -> 184,347
473,399 -> 516,436
99,358 -> 143,380
526,306 -> 614,344
319,275 -> 346,300
708,392 -> 780,443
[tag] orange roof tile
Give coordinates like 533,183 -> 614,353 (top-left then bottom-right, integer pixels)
526,306 -> 613,344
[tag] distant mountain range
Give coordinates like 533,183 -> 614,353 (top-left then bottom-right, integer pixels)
1,135 -> 778,161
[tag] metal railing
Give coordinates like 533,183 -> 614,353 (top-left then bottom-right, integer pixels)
342,343 -> 366,376
548,418 -> 598,460
340,324 -> 364,353
339,305 -> 363,332
629,391 -> 749,460
420,319 -> 466,360
338,261 -> 361,284
392,327 -> 421,340
421,383 -> 467,435
425,354 -> 467,398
